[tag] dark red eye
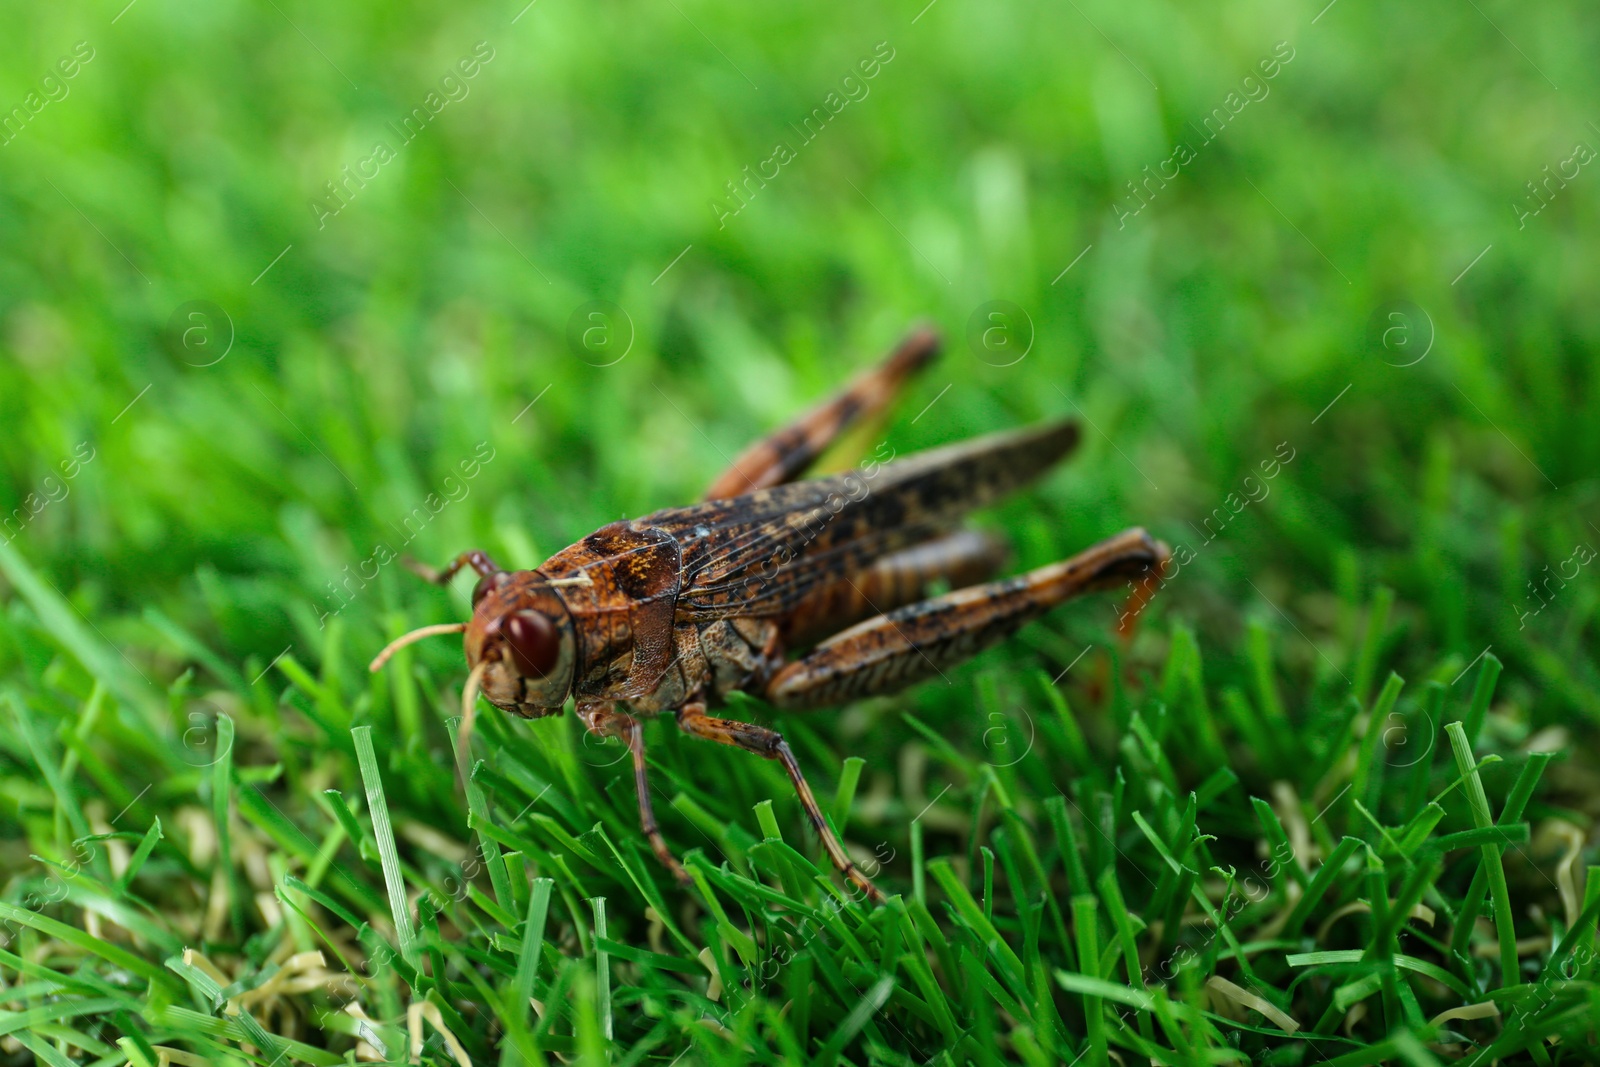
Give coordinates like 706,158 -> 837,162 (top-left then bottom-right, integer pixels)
504,611 -> 559,677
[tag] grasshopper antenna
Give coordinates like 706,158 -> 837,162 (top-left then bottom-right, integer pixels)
369,622 -> 468,672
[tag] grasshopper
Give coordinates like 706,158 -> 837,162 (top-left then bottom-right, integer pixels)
371,328 -> 1168,902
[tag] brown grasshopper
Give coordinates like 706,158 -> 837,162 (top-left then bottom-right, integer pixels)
370,328 -> 1168,902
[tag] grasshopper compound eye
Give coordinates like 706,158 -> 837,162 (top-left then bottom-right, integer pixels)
505,610 -> 560,678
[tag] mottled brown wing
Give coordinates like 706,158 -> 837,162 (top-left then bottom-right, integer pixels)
638,419 -> 1081,621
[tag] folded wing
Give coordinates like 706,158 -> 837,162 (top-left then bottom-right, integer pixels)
640,419 -> 1081,621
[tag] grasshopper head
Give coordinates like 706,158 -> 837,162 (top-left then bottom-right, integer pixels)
465,571 -> 577,718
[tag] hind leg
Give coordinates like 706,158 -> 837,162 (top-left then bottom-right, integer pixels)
702,327 -> 939,500
764,528 -> 1168,709
780,528 -> 1011,648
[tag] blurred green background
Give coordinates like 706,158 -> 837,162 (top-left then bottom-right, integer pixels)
1,0 -> 1596,682
2,0 -> 1598,1061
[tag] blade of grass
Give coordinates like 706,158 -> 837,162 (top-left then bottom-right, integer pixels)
815,974 -> 894,1067
115,817 -> 162,896
1353,672 -> 1403,811
1284,836 -> 1363,938
1096,866 -> 1154,1039
1247,618 -> 1287,728
1073,894 -> 1107,1065
0,901 -> 180,994
1448,751 -> 1551,964
1446,721 -> 1517,990
0,541 -> 160,716
831,755 -> 864,833
1351,586 -> 1394,706
1462,652 -> 1503,748
211,711 -> 240,935
450,727 -> 513,914
1252,795 -> 1309,889
591,896 -> 612,1041
9,692 -> 91,843
351,724 -> 417,967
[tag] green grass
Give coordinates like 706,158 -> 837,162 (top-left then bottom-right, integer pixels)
3,0 -> 1599,1062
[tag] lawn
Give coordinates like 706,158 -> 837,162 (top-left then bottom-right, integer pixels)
2,0 -> 1598,1063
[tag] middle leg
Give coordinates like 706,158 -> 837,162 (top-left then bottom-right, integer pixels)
577,700 -> 690,887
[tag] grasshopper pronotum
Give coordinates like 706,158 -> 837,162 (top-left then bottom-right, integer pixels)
372,328 -> 1168,901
